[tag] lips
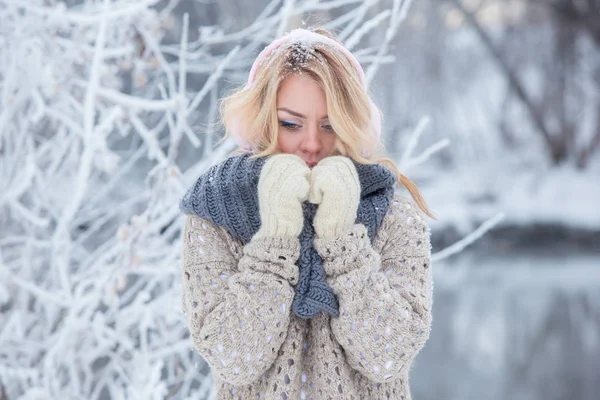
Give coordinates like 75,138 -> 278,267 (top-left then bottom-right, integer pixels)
306,161 -> 318,167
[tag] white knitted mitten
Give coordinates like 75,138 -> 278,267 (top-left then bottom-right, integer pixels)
308,156 -> 361,238
253,154 -> 311,240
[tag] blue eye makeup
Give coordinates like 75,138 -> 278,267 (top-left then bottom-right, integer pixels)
279,121 -> 300,130
278,120 -> 334,132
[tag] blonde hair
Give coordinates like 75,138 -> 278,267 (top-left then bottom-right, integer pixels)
217,28 -> 436,220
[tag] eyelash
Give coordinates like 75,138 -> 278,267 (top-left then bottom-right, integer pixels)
279,121 -> 334,132
280,121 -> 299,130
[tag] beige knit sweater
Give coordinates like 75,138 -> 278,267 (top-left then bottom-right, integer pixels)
181,193 -> 433,400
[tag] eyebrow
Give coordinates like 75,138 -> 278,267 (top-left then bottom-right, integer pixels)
277,107 -> 328,120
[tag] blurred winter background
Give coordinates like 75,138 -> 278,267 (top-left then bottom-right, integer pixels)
1,0 -> 599,399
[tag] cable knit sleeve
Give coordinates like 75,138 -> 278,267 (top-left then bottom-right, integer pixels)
181,214 -> 299,386
313,195 -> 433,383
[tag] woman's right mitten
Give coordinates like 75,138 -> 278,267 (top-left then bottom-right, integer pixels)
253,154 -> 311,240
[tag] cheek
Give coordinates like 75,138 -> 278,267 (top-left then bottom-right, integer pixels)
277,130 -> 296,152
323,134 -> 338,153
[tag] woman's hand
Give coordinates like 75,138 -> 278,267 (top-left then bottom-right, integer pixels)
253,154 -> 311,239
308,156 -> 361,238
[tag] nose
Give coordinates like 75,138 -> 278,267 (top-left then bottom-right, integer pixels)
301,124 -> 322,154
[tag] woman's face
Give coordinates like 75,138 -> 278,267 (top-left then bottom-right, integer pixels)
276,74 -> 337,167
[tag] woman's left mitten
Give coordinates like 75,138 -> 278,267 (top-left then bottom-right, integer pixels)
308,156 -> 360,238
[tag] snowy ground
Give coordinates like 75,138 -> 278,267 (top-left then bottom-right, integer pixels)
419,152 -> 600,234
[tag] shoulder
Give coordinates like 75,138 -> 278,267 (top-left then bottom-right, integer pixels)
182,214 -> 244,264
388,193 -> 429,222
375,193 -> 431,257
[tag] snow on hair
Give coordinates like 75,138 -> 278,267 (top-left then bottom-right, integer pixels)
247,29 -> 368,89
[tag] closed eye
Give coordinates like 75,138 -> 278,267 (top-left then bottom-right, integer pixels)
279,121 -> 300,130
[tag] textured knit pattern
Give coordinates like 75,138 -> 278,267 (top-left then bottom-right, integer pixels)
252,154 -> 311,240
179,153 -> 396,319
181,194 -> 433,400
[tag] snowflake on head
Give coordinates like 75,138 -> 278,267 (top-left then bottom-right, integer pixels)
286,41 -> 316,69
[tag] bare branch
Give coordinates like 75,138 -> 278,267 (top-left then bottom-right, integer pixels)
449,0 -> 560,163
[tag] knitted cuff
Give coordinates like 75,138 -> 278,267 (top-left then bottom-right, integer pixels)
239,236 -> 301,285
253,220 -> 303,241
313,224 -> 380,278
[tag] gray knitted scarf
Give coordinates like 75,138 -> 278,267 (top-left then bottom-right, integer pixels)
179,152 -> 396,319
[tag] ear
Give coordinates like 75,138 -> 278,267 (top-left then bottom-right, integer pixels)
226,115 -> 253,150
369,98 -> 382,140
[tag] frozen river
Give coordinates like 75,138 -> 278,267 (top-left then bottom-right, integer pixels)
411,246 -> 600,400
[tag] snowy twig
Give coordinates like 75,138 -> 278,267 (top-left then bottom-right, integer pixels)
187,46 -> 241,113
432,212 -> 506,262
3,0 -> 162,26
399,115 -> 430,168
365,0 -> 412,85
168,13 -> 190,162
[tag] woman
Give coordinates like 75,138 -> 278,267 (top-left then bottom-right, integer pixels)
180,27 -> 435,400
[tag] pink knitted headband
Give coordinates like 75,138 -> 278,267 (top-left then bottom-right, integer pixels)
247,29 -> 368,90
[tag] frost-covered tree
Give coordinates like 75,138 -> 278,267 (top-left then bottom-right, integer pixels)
0,0 -> 502,399
447,0 -> 600,168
